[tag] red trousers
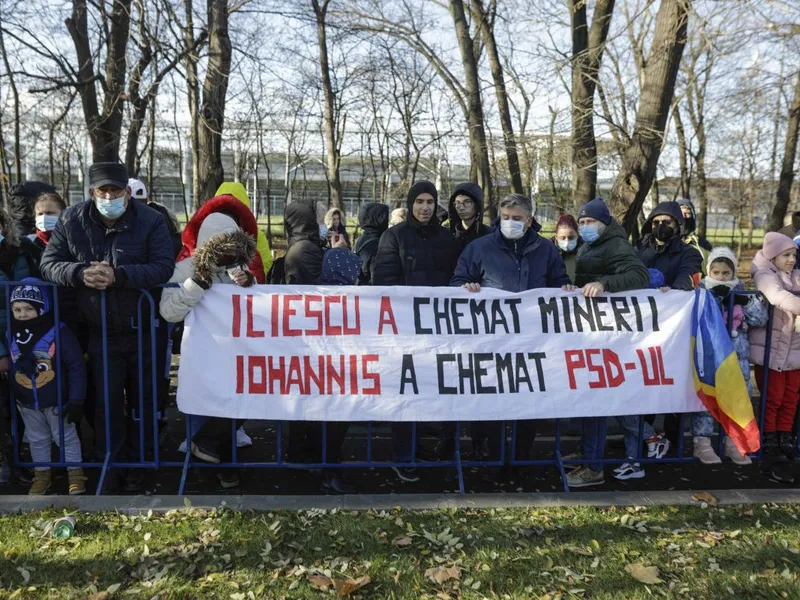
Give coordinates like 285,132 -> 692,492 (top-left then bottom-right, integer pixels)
754,366 -> 800,433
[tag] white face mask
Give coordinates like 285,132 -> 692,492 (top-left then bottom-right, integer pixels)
704,276 -> 739,290
36,215 -> 60,232
500,219 -> 525,240
557,239 -> 577,252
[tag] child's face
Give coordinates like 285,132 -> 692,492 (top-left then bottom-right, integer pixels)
12,302 -> 38,321
773,248 -> 797,273
708,260 -> 734,282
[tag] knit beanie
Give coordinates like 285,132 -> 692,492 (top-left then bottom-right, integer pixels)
10,283 -> 47,314
762,232 -> 797,261
706,246 -> 737,273
577,197 -> 611,225
407,181 -> 438,207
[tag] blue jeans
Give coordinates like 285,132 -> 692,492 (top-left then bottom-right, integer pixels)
580,417 -> 607,471
691,412 -> 715,437
616,416 -> 656,461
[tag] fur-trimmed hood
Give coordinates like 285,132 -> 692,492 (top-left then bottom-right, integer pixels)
193,229 -> 257,284
178,195 -> 265,283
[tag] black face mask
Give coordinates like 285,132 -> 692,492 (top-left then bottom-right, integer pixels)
683,216 -> 695,234
710,284 -> 731,298
654,223 -> 675,243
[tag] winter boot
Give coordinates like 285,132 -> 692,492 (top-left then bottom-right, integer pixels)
723,437 -> 752,465
778,431 -> 797,461
768,461 -> 795,484
693,436 -> 722,464
68,468 -> 87,495
28,469 -> 51,495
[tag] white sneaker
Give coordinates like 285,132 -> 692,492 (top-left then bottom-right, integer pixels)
614,462 -> 645,480
693,436 -> 722,464
236,426 -> 253,448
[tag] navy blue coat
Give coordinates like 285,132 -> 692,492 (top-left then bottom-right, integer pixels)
40,199 -> 175,335
450,224 -> 571,292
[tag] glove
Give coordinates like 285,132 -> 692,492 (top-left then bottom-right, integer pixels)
733,294 -> 750,306
64,403 -> 84,425
710,285 -> 730,298
191,276 -> 211,290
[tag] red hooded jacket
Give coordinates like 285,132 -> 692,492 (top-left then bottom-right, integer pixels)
177,195 -> 265,283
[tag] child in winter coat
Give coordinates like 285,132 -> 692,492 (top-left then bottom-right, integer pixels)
7,279 -> 87,495
697,247 -> 768,465
160,213 -> 257,490
750,232 -> 800,483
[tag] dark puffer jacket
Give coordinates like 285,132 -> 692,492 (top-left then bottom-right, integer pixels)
354,202 -> 389,285
371,187 -> 458,287
9,181 -> 56,236
637,201 -> 703,291
39,199 -> 175,335
451,221 -> 570,292
283,202 -> 326,285
574,219 -> 649,292
448,182 -> 489,256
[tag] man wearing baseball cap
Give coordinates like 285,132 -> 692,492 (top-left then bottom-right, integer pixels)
40,161 -> 175,493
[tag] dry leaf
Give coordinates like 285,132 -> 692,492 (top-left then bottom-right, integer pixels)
308,574 -> 332,591
691,492 -> 718,506
393,535 -> 413,547
424,566 -> 461,585
106,583 -> 121,594
333,575 -> 371,597
87,593 -> 109,600
625,563 -> 662,584
566,546 -> 593,556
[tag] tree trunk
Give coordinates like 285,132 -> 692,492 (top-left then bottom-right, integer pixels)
473,0 -> 523,195
769,71 -> 800,232
673,103 -> 690,199
608,0 -> 691,237
65,0 -> 133,162
313,0 -> 343,209
184,0 -> 201,206
196,0 -> 231,205
0,18 -> 22,184
569,0 -> 616,207
449,0 -> 494,217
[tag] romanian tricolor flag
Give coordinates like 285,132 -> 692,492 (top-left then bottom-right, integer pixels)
692,288 -> 761,454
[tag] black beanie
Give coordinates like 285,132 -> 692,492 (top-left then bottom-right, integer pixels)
406,181 -> 438,209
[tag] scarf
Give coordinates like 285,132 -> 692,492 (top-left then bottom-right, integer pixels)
11,313 -> 55,377
36,230 -> 51,246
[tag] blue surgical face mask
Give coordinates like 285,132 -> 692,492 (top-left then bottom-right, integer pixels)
579,224 -> 600,243
36,214 -> 60,232
319,224 -> 328,240
558,238 -> 578,252
0,232 -> 5,246
95,196 -> 127,219
500,219 -> 526,240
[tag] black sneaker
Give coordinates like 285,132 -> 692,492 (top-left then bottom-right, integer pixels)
778,432 -> 797,461
767,462 -> 795,485
321,474 -> 355,494
14,467 -> 33,485
217,469 -> 240,489
191,442 -> 221,464
124,469 -> 146,493
391,466 -> 420,483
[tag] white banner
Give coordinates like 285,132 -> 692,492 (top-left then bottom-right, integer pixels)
176,286 -> 703,421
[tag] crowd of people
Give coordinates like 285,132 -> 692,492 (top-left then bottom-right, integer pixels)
0,160 -> 798,496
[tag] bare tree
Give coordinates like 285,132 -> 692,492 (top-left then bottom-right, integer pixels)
608,0 -> 691,237
569,0 -> 616,206
769,71 -> 800,232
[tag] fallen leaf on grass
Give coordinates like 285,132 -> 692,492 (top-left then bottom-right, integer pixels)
625,563 -> 662,584
333,576 -> 371,597
308,574 -> 332,591
16,568 -> 30,585
393,535 -> 413,547
691,492 -> 718,506
87,593 -> 109,600
566,546 -> 594,556
424,566 -> 461,585
106,584 -> 121,594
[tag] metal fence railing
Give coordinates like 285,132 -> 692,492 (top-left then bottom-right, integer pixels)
0,285 -> 792,495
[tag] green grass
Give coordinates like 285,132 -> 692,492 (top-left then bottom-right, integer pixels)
2,502 -> 800,598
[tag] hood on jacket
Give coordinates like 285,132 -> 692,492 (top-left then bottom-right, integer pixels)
194,229 -> 257,284
358,202 -> 389,234
285,202 -> 324,246
178,195 -> 260,260
215,182 -> 252,210
641,201 -> 685,237
676,197 -> 699,236
9,181 -> 57,235
9,277 -> 53,315
197,213 -> 238,248
324,207 -> 346,229
448,183 -> 484,233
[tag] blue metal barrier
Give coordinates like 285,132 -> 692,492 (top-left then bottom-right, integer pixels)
1,285 -> 797,495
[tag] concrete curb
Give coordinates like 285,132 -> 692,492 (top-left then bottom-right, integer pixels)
1,489 -> 800,514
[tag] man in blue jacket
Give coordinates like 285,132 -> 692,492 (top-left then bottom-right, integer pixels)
40,162 -> 175,492
451,193 -> 571,461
